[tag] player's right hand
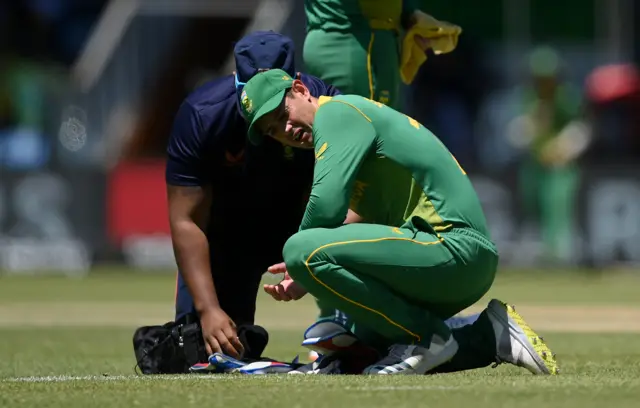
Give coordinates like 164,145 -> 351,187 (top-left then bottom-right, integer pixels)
199,307 -> 244,359
266,262 -> 288,274
264,262 -> 308,301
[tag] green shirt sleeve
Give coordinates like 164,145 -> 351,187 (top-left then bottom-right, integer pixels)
299,101 -> 376,231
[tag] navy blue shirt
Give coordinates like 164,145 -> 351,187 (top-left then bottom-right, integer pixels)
165,73 -> 340,257
166,73 -> 340,187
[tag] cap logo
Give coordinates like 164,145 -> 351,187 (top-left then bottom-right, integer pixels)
282,75 -> 291,81
241,90 -> 253,114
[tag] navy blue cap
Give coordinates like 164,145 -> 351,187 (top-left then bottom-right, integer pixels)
233,31 -> 296,88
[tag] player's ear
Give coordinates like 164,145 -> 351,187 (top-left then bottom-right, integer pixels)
291,79 -> 309,97
290,79 -> 302,94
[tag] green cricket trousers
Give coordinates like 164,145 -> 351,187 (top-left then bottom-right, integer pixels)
519,159 -> 580,263
283,219 -> 499,349
303,26 -> 402,110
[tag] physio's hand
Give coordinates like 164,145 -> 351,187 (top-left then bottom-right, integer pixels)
199,307 -> 244,358
263,262 -> 308,301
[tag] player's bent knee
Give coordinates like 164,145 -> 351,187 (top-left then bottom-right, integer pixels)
283,229 -> 324,281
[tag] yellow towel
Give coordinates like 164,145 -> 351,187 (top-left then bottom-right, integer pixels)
400,13 -> 462,84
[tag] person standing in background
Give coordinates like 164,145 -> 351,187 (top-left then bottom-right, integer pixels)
302,0 -> 461,111
506,46 -> 591,265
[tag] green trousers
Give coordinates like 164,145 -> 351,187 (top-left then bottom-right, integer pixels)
519,159 -> 579,263
283,222 -> 498,349
303,28 -> 402,109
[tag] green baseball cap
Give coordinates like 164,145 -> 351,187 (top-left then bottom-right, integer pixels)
241,69 -> 294,145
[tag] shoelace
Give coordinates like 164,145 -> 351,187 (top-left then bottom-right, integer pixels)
491,355 -> 503,369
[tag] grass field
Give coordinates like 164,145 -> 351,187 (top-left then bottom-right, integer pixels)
1,268 -> 640,407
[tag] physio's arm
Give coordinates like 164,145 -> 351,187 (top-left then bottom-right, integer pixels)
167,184 -> 218,313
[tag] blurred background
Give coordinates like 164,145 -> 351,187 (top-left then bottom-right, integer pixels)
1,0 -> 640,276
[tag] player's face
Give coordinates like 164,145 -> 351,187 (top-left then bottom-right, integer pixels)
258,81 -> 316,149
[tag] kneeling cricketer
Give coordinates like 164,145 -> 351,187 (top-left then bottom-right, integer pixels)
243,69 -> 560,376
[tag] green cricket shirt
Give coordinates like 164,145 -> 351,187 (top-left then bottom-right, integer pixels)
299,95 -> 491,238
304,0 -> 419,31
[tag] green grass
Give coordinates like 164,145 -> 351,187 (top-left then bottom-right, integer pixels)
1,268 -> 640,407
1,329 -> 639,408
2,267 -> 639,304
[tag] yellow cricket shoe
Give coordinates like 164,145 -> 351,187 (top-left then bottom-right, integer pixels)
487,299 -> 559,375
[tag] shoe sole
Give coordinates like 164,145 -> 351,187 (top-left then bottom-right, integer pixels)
488,300 -> 559,375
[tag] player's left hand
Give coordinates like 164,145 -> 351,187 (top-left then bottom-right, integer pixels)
264,262 -> 308,301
